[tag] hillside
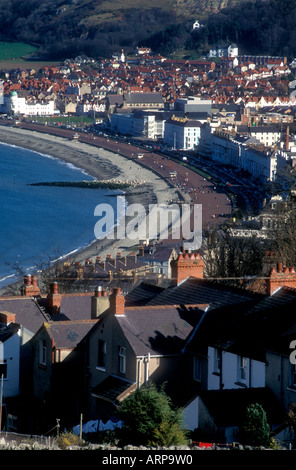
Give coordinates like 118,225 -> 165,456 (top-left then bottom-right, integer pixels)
0,0 -> 294,60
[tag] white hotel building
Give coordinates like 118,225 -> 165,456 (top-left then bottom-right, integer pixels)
163,115 -> 202,150
1,90 -> 55,116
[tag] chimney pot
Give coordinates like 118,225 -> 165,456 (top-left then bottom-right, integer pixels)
24,275 -> 32,286
277,262 -> 283,273
50,282 -> 59,294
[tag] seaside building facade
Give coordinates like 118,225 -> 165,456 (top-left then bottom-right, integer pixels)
0,91 -> 55,116
163,115 -> 202,150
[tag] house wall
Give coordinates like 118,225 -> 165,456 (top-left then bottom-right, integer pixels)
0,331 -> 20,397
197,396 -> 217,435
183,396 -> 199,431
110,113 -> 132,134
164,122 -> 200,150
87,314 -> 137,418
10,95 -> 55,115
266,351 -> 296,412
32,328 -> 53,401
208,347 -> 265,390
210,132 -> 278,182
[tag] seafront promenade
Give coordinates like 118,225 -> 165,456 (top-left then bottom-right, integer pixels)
0,122 -> 232,273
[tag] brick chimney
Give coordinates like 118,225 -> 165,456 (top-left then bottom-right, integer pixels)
266,262 -> 296,295
0,311 -> 16,325
91,286 -> 110,319
21,274 -> 40,296
107,255 -> 116,268
47,282 -> 62,314
109,287 -> 125,315
171,250 -> 204,286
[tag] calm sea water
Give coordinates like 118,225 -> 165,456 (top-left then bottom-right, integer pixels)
0,142 -> 119,287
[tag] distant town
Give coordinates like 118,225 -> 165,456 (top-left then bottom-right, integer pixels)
1,44 -> 296,450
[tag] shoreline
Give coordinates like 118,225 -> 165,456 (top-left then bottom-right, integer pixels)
0,126 -> 181,294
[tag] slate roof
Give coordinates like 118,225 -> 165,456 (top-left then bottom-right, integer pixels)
58,294 -> 93,321
124,282 -> 165,307
0,297 -> 48,334
124,92 -> 164,104
146,277 -> 264,311
139,245 -> 176,263
91,375 -> 136,403
45,320 -> 97,349
35,293 -> 93,322
116,304 -> 208,356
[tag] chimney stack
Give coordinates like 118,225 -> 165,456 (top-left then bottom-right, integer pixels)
91,286 -> 110,319
139,246 -> 145,256
0,311 -> 16,325
21,274 -> 40,296
109,287 -> 125,315
47,282 -> 62,314
266,262 -> 296,295
171,250 -> 204,285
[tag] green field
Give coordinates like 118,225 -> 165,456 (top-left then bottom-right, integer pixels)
0,41 -> 62,69
33,115 -> 95,126
0,41 -> 37,60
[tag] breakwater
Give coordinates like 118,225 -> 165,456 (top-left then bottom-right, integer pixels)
28,179 -> 151,189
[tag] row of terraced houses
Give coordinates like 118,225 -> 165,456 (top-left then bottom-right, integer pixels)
1,248 -> 296,446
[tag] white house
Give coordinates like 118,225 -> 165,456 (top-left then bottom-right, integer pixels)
208,43 -> 238,58
163,115 -> 202,150
192,20 -> 204,30
201,126 -> 283,183
0,316 -> 21,399
2,91 -> 55,116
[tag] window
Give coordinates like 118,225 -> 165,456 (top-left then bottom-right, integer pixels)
97,340 -> 106,369
193,356 -> 201,381
39,340 -> 47,366
238,356 -> 247,382
0,360 -> 7,379
118,346 -> 126,374
214,349 -> 221,374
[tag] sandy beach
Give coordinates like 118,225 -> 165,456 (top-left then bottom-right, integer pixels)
0,125 -> 182,284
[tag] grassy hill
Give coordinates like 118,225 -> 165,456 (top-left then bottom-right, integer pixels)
0,0 -> 293,60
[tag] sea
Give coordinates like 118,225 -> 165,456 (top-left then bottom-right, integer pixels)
0,141 -> 120,288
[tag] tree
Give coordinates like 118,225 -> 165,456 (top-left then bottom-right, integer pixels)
287,403 -> 296,448
116,383 -> 188,447
239,403 -> 271,447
